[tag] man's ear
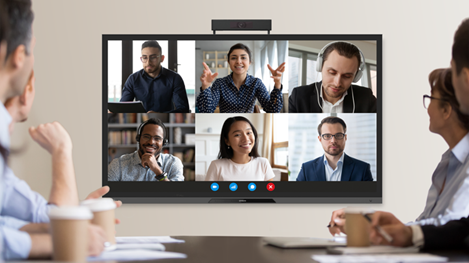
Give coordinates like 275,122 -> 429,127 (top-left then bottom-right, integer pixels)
0,40 -> 6,69
19,70 -> 35,105
10,44 -> 26,69
160,55 -> 165,63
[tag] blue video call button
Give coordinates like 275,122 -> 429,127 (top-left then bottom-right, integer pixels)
248,183 -> 256,191
211,183 -> 219,191
229,183 -> 238,191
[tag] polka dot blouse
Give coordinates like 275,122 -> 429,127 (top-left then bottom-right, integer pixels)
196,73 -> 283,113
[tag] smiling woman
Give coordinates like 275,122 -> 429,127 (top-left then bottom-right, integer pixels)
204,116 -> 275,181
196,43 -> 285,113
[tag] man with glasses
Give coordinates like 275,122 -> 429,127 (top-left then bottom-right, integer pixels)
108,118 -> 184,181
296,116 -> 373,181
120,40 -> 190,113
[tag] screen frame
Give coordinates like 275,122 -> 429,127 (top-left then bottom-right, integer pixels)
102,34 -> 382,203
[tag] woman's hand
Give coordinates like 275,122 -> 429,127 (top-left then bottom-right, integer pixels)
200,62 -> 219,90
267,62 -> 286,89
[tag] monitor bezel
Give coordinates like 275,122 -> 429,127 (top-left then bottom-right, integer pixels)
102,34 -> 382,203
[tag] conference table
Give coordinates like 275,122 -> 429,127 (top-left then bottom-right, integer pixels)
153,236 -> 469,263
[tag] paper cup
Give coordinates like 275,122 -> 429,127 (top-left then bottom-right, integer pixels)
81,198 -> 117,250
345,207 -> 374,247
49,206 -> 93,262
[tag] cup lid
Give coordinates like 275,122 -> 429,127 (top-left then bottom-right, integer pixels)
49,206 -> 93,220
81,198 -> 116,212
344,207 -> 375,214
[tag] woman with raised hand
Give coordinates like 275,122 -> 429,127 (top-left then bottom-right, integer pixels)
196,43 -> 285,113
205,116 -> 275,181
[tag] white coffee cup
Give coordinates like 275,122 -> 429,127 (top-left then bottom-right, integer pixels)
49,206 -> 93,262
81,198 -> 117,251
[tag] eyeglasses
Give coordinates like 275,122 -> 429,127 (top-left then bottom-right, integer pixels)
423,94 -> 447,109
140,55 -> 161,63
141,134 -> 163,142
321,133 -> 345,140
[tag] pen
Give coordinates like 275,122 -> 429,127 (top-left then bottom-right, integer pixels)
362,213 -> 394,243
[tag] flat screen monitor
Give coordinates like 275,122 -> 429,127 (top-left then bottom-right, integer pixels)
103,34 -> 382,203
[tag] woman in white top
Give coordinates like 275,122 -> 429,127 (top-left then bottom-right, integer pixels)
205,116 -> 275,181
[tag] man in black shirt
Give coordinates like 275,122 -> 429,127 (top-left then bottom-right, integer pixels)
120,40 -> 190,113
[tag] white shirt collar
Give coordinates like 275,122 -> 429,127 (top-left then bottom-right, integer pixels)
452,132 -> 469,163
319,84 -> 348,113
323,152 -> 345,169
0,103 -> 12,148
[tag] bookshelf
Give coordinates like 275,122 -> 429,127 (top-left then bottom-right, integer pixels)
203,51 -> 231,78
108,113 -> 196,181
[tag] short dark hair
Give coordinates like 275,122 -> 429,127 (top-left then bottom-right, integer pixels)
137,118 -> 167,142
5,0 -> 34,59
452,18 -> 469,74
218,116 -> 260,159
142,40 -> 162,54
322,42 -> 361,70
227,43 -> 251,62
317,116 -> 347,135
429,68 -> 469,130
0,0 -> 8,44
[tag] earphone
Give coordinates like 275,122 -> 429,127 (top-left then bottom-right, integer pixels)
136,119 -> 168,146
315,41 -> 361,113
315,41 -> 366,83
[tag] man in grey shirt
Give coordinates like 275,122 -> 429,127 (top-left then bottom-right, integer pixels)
108,118 -> 184,181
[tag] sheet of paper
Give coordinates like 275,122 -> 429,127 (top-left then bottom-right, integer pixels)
116,236 -> 185,244
116,243 -> 165,251
88,249 -> 186,261
312,254 -> 448,263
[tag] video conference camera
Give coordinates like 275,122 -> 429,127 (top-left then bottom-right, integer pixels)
211,19 -> 272,34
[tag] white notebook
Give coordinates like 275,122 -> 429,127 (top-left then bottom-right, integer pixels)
263,237 -> 346,248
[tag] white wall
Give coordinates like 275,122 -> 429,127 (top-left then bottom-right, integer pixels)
8,0 -> 469,238
289,40 -> 377,63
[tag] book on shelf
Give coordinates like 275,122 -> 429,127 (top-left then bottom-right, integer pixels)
109,113 -> 137,124
108,130 -> 137,145
171,113 -> 195,124
184,168 -> 195,181
183,149 -> 195,163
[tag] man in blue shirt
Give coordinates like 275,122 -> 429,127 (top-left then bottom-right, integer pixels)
296,116 -> 373,181
0,0 -> 117,259
120,40 -> 190,113
108,118 -> 184,181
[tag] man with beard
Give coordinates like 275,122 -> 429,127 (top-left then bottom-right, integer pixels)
289,41 -> 376,113
120,40 -> 190,113
108,118 -> 184,181
296,117 -> 373,181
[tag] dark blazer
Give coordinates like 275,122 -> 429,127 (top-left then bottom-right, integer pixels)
421,217 -> 469,250
288,81 -> 377,113
296,154 -> 373,181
